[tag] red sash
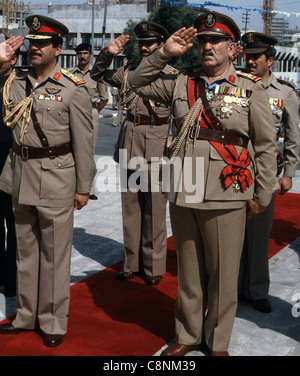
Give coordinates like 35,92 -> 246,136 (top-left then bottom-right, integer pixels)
187,75 -> 253,192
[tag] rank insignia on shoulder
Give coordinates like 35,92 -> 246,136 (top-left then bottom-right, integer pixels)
237,71 -> 261,82
61,69 -> 85,85
277,78 -> 297,90
169,66 -> 179,75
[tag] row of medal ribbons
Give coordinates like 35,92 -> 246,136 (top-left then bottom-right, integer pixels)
269,97 -> 283,117
206,84 -> 252,107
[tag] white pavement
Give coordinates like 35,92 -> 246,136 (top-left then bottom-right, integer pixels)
0,114 -> 300,356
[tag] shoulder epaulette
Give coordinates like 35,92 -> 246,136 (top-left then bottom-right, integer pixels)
276,78 -> 297,90
60,69 -> 85,85
237,70 -> 261,82
169,66 -> 179,75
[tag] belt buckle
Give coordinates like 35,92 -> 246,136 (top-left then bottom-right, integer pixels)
134,114 -> 140,125
21,145 -> 29,160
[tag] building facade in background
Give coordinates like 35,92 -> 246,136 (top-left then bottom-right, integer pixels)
1,1 -> 300,89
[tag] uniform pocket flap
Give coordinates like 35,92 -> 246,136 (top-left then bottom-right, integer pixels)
41,153 -> 75,170
145,128 -> 168,140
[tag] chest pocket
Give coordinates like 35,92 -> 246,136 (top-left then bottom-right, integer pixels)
36,95 -> 63,120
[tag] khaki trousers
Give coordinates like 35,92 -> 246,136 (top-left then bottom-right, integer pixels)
170,203 -> 246,352
12,201 -> 74,335
121,170 -> 167,276
239,193 -> 275,300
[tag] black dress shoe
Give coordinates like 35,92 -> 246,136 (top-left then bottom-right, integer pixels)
252,299 -> 272,313
43,334 -> 64,347
145,275 -> 162,286
115,271 -> 135,280
89,194 -> 98,200
0,322 -> 31,334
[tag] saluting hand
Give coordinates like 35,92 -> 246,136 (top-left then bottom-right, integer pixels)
107,35 -> 130,55
0,36 -> 24,63
161,27 -> 197,58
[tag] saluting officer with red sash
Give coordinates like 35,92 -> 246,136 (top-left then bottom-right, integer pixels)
129,11 -> 278,356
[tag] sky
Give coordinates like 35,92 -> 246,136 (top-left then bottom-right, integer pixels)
22,0 -> 300,32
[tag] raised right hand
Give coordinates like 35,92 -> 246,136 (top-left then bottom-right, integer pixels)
107,35 -> 130,55
161,27 -> 197,57
0,36 -> 24,63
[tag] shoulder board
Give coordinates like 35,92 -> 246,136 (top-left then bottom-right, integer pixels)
237,71 -> 261,82
60,69 -> 85,85
169,66 -> 179,75
276,78 -> 297,90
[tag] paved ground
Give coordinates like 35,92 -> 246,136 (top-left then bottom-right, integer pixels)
1,106 -> 299,356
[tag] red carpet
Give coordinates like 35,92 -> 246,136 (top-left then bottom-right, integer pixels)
0,193 -> 299,356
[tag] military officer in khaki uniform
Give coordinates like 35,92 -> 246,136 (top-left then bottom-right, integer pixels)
238,32 -> 300,313
129,12 -> 278,355
69,43 -> 109,200
0,16 -> 96,347
91,22 -> 176,285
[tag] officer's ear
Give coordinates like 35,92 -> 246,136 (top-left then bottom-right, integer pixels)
267,56 -> 274,68
54,44 -> 62,57
228,42 -> 236,61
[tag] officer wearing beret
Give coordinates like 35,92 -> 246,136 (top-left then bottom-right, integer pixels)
69,42 -> 109,200
0,15 -> 96,347
238,32 -> 300,313
91,21 -> 176,286
129,12 -> 278,355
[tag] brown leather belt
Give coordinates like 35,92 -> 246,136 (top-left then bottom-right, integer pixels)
13,142 -> 72,160
189,126 -> 248,148
127,113 -> 169,126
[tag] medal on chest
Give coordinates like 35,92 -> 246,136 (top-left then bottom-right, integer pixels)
206,84 -> 252,119
269,98 -> 283,118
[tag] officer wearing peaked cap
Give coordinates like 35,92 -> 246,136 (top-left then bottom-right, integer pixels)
91,21 -> 175,286
195,11 -> 240,42
241,32 -> 278,54
25,14 -> 69,40
129,12 -> 278,355
134,21 -> 169,42
0,15 -> 96,346
69,42 -> 109,200
239,31 -> 300,314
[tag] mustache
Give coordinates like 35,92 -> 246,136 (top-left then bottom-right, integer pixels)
29,52 -> 42,57
202,50 -> 214,57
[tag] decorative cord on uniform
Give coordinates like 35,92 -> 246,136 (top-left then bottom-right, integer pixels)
119,67 -> 139,111
164,97 -> 203,162
2,69 -> 34,144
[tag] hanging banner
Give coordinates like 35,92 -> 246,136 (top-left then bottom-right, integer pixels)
159,0 -> 300,18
